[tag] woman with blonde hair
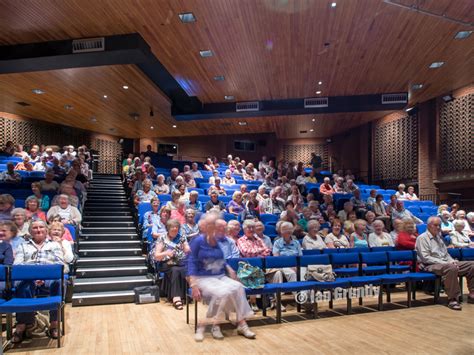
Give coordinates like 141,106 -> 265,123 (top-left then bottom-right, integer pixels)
350,219 -> 368,248
48,222 -> 75,273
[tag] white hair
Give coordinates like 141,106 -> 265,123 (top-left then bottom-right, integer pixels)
279,221 -> 295,233
455,210 -> 466,218
242,219 -> 256,229
453,219 -> 466,229
372,220 -> 385,228
467,212 -> 474,221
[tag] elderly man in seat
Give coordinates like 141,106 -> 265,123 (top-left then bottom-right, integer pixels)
415,216 -> 474,311
12,219 -> 64,343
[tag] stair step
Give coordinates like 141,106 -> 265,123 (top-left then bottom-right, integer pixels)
72,290 -> 135,306
76,256 -> 146,267
81,227 -> 136,234
79,248 -> 143,257
80,233 -> 138,241
76,265 -> 148,278
83,215 -> 133,221
74,275 -> 153,293
83,207 -> 131,212
79,240 -> 141,248
84,202 -> 130,207
83,211 -> 132,217
82,221 -> 135,228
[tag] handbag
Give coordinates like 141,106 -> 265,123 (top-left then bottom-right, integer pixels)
134,286 -> 160,304
237,261 -> 265,289
305,264 -> 336,282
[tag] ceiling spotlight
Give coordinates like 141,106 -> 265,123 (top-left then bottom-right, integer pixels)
64,104 -> 73,110
172,124 -> 177,128
32,89 -> 45,95
412,84 -> 423,90
213,75 -> 225,81
150,126 -> 154,129
310,129 -> 315,132
442,94 -> 454,103
103,95 -> 108,99
318,81 -> 322,85
149,107 -> 154,117
312,118 -> 316,122
122,85 -> 129,89
405,106 -> 418,115
178,12 -> 196,23
90,117 -> 97,122
316,90 -> 322,94
454,30 -> 472,39
224,95 -> 235,100
199,50 -> 213,58
429,62 -> 444,69
238,121 -> 248,126
331,2 -> 337,8
129,112 -> 139,120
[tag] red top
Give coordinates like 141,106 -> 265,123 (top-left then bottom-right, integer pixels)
396,232 -> 417,250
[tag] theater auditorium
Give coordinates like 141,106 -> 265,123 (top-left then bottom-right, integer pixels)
0,0 -> 473,354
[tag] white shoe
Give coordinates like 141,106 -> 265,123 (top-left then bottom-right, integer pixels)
237,324 -> 256,339
251,303 -> 259,313
195,326 -> 205,342
211,325 -> 224,340
269,300 -> 286,312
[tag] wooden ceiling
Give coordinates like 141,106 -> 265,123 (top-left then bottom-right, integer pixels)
0,0 -> 473,139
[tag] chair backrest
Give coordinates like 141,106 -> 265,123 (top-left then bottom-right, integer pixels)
300,254 -> 330,267
302,249 -> 322,255
461,248 -> 474,261
198,195 -> 211,203
387,250 -> 415,263
321,248 -> 340,254
417,224 -> 427,234
371,246 -> 395,252
157,194 -> 172,203
447,248 -> 461,259
64,224 -> 76,241
138,202 -> 152,224
0,265 -> 7,282
188,187 -> 205,195
345,247 -> 370,253
330,252 -> 360,266
11,264 -> 63,281
360,252 -> 388,265
223,212 -> 237,222
264,224 -> 277,235
265,256 -> 298,269
260,214 -> 278,224
227,257 -> 264,271
220,196 -> 232,204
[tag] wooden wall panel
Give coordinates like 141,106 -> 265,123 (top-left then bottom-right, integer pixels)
282,143 -> 328,169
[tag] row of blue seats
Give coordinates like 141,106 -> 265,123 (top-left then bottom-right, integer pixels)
0,169 -> 46,178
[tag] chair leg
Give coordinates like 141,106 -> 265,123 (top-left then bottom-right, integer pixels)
378,285 -> 383,311
347,289 -> 352,314
62,304 -> 66,335
434,278 -> 440,304
358,294 -> 363,306
412,282 -> 417,301
459,276 -> 463,303
194,300 -> 198,333
262,294 -> 267,317
313,301 -> 318,319
6,313 -> 12,340
329,291 -> 333,309
386,284 -> 391,303
185,293 -> 189,324
276,292 -> 282,323
57,306 -> 62,348
407,282 -> 412,308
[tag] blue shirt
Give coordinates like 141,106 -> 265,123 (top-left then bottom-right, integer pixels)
10,236 -> 25,253
272,237 -> 302,256
218,237 -> 240,259
188,235 -> 226,276
0,241 -> 13,265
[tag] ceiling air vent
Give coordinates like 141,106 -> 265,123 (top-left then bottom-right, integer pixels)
16,101 -> 31,106
72,37 -> 105,53
381,93 -> 408,104
304,97 -> 329,108
236,101 -> 259,112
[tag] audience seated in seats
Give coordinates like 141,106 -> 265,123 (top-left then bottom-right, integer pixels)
0,195 -> 14,222
305,170 -> 318,184
396,219 -> 418,250
415,217 -> 474,311
344,179 -> 358,194
25,196 -> 47,222
154,219 -> 190,310
188,213 -> 256,341
183,172 -> 196,188
237,220 -> 271,259
366,189 -> 377,208
395,184 -> 408,200
0,163 -> 21,184
337,202 -> 354,223
350,189 -> 368,218
279,201 -> 299,225
47,194 -> 82,226
302,220 -> 327,250
260,175 -> 275,192
333,177 -> 345,193
39,169 -> 59,193
14,156 -> 33,171
255,221 -> 272,249
12,144 -> 28,159
350,219 -> 369,248
406,186 -> 419,200
190,163 -> 203,179
257,190 -> 272,215
203,157 -> 215,171
2,141 -> 15,155
227,191 -> 245,216
0,221 -> 22,257
170,200 -> 186,225
320,194 -> 334,211
154,174 -> 170,195
440,211 -> 454,235
180,209 -> 200,241
0,226 -> 14,266
30,182 -> 50,211
131,170 -> 145,195
213,219 -> 238,261
12,219 -> 63,343
186,191 -> 202,212
208,170 -> 219,185
368,220 -> 394,247
287,185 -> 304,207
208,177 -> 227,196
136,179 -> 158,204
347,211 -> 357,223
373,194 -> 391,230
233,163 -> 245,176
47,215 -> 74,244
33,156 -> 48,172
11,208 -> 29,238
449,220 -> 473,248
365,211 -> 376,234
205,191 -> 226,212
390,218 -> 404,244
242,190 -> 260,220
392,200 -> 423,225
166,191 -> 181,211
449,203 -> 460,221
325,219 -> 349,248
142,197 -> 161,239
48,221 -> 74,273
122,158 -> 133,177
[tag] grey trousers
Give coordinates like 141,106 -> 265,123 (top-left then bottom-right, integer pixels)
424,261 -> 474,300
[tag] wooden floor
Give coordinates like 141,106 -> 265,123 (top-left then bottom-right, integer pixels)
6,292 -> 474,355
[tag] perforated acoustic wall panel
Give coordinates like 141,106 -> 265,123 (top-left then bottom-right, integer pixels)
282,144 -> 328,168
439,93 -> 474,174
373,114 -> 418,182
91,138 -> 122,174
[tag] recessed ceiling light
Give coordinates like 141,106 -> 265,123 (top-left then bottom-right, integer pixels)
412,84 -> 423,90
310,129 -> 315,132
442,94 -> 454,103
109,128 -> 115,132
331,2 -> 337,8
224,95 -> 235,100
122,85 -> 129,89
213,75 -> 225,81
238,121 -> 248,126
318,81 -> 322,85
64,104 -> 73,110
32,89 -> 45,95
316,90 -> 322,94
172,124 -> 177,128
150,126 -> 154,129
103,95 -> 108,99
90,117 -> 97,122
178,12 -> 196,23
454,30 -> 472,39
429,61 -> 444,69
199,50 -> 213,58
312,118 -> 316,122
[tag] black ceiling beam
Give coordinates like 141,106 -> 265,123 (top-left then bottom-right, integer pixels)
172,93 -> 408,121
0,33 -> 202,111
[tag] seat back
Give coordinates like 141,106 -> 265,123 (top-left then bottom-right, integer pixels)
260,214 -> 278,224
321,248 -> 340,254
223,212 -> 237,222
387,250 -> 415,263
0,265 -> 7,282
157,194 -> 172,203
461,248 -> 474,261
302,249 -> 322,255
447,248 -> 461,259
330,252 -> 360,266
345,247 -> 370,253
64,224 -> 76,241
300,254 -> 331,267
371,246 -> 395,252
264,224 -> 277,235
138,202 -> 152,224
11,264 -> 63,281
265,256 -> 298,269
360,252 -> 388,265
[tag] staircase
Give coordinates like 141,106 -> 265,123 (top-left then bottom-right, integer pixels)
72,174 -> 153,306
